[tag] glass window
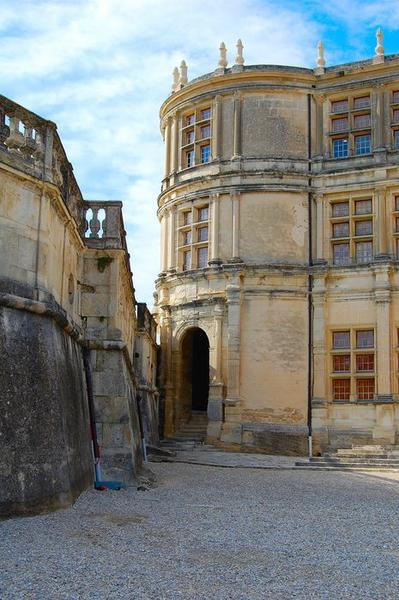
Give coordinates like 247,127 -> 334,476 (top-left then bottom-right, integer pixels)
186,149 -> 195,167
355,134 -> 371,155
333,138 -> 349,158
332,118 -> 348,132
183,230 -> 192,245
333,355 -> 351,372
333,243 -> 350,265
355,220 -> 373,236
331,99 -> 349,113
355,241 -> 372,263
393,91 -> 399,103
200,125 -> 211,139
333,379 -> 350,401
199,207 -> 208,221
396,216 -> 399,232
395,131 -> 399,149
198,247 -> 208,268
200,144 -> 211,164
354,114 -> 371,129
200,108 -> 211,120
333,331 -> 350,349
185,114 -> 195,126
357,378 -> 375,400
355,199 -> 372,215
396,196 -> 399,211
356,354 -> 374,372
356,330 -> 374,349
183,250 -> 192,270
332,202 -> 349,217
186,130 -> 194,144
198,226 -> 208,242
393,109 -> 399,122
333,222 -> 349,238
354,96 -> 370,109
183,211 -> 192,226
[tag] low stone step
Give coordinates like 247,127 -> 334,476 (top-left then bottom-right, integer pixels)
296,460 -> 399,470
311,456 -> 399,464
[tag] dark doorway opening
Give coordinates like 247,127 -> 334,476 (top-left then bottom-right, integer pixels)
181,328 -> 209,413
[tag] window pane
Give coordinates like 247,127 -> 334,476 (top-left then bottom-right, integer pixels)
186,149 -> 195,167
396,216 -> 399,232
354,114 -> 371,129
393,91 -> 399,103
393,109 -> 399,122
183,230 -> 192,245
186,114 -> 195,126
183,250 -> 192,270
357,378 -> 375,400
354,96 -> 370,109
331,99 -> 349,113
356,330 -> 374,348
200,125 -> 210,138
355,241 -> 372,263
332,118 -> 348,132
333,355 -> 351,372
200,144 -> 211,164
355,134 -> 371,155
333,138 -> 349,158
396,196 -> 399,211
333,379 -> 350,401
199,207 -> 208,221
356,354 -> 374,372
332,202 -> 349,217
186,130 -> 194,144
355,220 -> 373,236
333,331 -> 350,349
198,226 -> 208,242
200,108 -> 211,120
333,243 -> 350,265
395,131 -> 399,150
183,211 -> 192,225
355,199 -> 372,215
198,247 -> 208,268
332,222 -> 349,238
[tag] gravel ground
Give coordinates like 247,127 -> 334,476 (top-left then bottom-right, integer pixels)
2,463 -> 399,599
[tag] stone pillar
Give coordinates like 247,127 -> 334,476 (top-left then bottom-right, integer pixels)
311,274 -> 329,452
232,92 -> 242,160
230,191 -> 241,262
168,207 -> 176,271
221,279 -> 242,445
315,193 -> 325,261
212,95 -> 222,161
162,310 -> 174,437
373,87 -> 385,151
374,265 -> 392,400
383,89 -> 391,149
375,186 -> 389,258
207,302 -> 225,440
163,118 -> 171,179
209,193 -> 221,264
160,208 -> 169,273
314,95 -> 325,159
170,112 -> 179,174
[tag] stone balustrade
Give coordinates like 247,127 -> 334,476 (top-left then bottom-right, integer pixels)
84,201 -> 127,250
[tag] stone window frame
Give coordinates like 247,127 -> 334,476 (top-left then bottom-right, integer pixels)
330,327 -> 376,402
180,105 -> 212,169
330,197 -> 374,266
329,93 -> 372,159
391,90 -> 399,150
177,202 -> 209,271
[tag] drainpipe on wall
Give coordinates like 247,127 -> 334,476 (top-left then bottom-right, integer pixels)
307,93 -> 313,458
82,347 -> 102,485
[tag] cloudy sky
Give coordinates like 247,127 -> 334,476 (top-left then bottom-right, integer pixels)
1,0 -> 399,305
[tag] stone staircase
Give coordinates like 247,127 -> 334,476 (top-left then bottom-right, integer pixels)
161,411 -> 208,451
296,445 -> 399,471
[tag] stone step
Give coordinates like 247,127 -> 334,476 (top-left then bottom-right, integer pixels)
296,460 -> 399,470
310,456 -> 399,465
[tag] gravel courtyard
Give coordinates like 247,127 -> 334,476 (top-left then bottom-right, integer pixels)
2,462 -> 399,599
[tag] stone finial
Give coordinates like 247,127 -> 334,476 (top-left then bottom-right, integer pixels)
374,28 -> 385,63
235,39 -> 244,66
172,67 -> 179,92
179,60 -> 188,85
315,40 -> 326,74
218,42 -> 228,68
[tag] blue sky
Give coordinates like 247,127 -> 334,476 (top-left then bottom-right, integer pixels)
1,0 -> 399,305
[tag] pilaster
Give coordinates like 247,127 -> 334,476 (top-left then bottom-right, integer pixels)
207,302 -> 225,440
232,92 -> 242,160
209,192 -> 222,265
212,95 -> 222,161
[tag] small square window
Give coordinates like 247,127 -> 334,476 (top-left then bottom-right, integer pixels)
198,247 -> 208,268
200,108 -> 211,120
356,330 -> 374,349
395,196 -> 399,211
354,96 -> 370,109
183,250 -> 192,270
333,331 -> 350,349
186,114 -> 195,126
332,222 -> 349,238
356,354 -> 374,372
354,114 -> 371,129
332,202 -> 349,217
198,226 -> 208,242
199,207 -> 208,221
183,230 -> 192,245
393,109 -> 399,123
333,243 -> 350,265
332,117 -> 348,132
355,241 -> 372,263
333,355 -> 351,372
393,91 -> 399,103
186,130 -> 194,144
186,149 -> 195,167
200,125 -> 210,139
333,138 -> 349,158
183,211 -> 192,226
200,144 -> 211,164
333,378 -> 350,401
355,134 -> 371,155
331,99 -> 349,113
357,378 -> 375,401
355,220 -> 373,236
355,199 -> 372,215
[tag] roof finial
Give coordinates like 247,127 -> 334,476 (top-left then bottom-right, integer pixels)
171,67 -> 179,93
235,39 -> 244,66
218,42 -> 228,69
315,40 -> 326,75
179,60 -> 188,86
374,27 -> 385,63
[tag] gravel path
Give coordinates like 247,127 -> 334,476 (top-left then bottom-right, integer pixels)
2,463 -> 399,599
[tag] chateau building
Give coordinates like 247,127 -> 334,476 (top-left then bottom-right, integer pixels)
156,31 -> 399,454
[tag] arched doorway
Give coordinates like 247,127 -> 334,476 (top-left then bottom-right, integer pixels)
180,328 -> 209,421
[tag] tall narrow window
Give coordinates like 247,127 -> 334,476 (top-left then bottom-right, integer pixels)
331,329 -> 375,402
177,204 -> 210,270
330,198 -> 373,265
180,106 -> 212,168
